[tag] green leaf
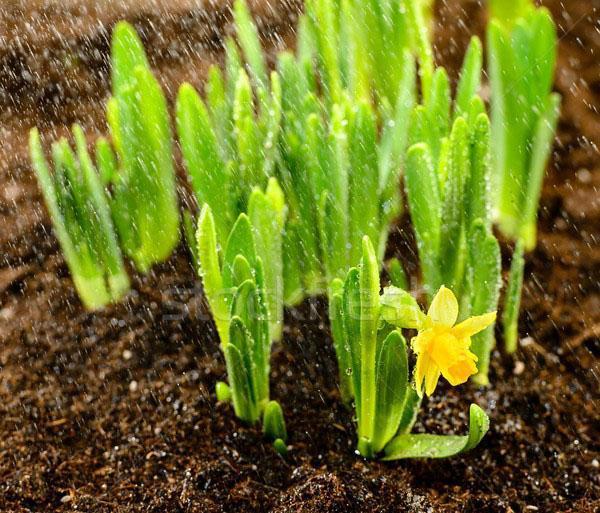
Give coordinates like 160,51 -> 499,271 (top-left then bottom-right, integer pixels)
454,37 -> 483,120
263,400 -> 287,442
233,71 -> 263,191
248,180 -> 286,342
307,0 -> 342,104
358,236 -> 380,445
196,205 -> 229,345
319,191 -> 347,283
466,113 -> 492,230
231,255 -> 254,286
216,381 -> 232,403
231,261 -> 270,405
183,210 -> 199,271
503,240 -> 525,354
404,143 -> 440,296
231,281 -> 261,359
343,267 -> 362,410
223,213 -> 257,290
371,330 -> 408,454
383,404 -> 489,460
405,0 -> 434,97
424,67 -> 451,164
348,101 -> 379,266
226,320 -> 259,423
111,21 -> 149,96
490,0 -> 532,28
176,83 -> 231,243
329,278 -> 353,403
30,130 -> 85,298
440,117 -> 470,292
380,286 -> 425,329
281,222 -> 305,306
234,0 -> 268,93
521,93 -> 560,250
396,387 -> 422,435
387,258 -> 408,291
273,438 -> 288,455
72,125 -> 128,299
466,221 -> 501,385
95,137 -> 118,186
379,52 -> 416,196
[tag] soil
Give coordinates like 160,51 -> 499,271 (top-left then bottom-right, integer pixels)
0,0 -> 599,512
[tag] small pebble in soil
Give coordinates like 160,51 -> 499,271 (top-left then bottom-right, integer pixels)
521,336 -> 536,347
576,168 -> 592,183
514,361 -> 526,375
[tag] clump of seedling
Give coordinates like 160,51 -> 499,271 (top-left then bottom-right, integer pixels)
29,22 -> 181,309
196,183 -> 287,450
105,22 -> 180,273
403,37 -> 501,384
27,0 -> 563,462
487,0 -> 560,352
302,0 -> 432,108
30,126 -> 130,310
330,236 -> 491,458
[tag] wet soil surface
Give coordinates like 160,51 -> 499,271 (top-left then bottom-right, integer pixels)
0,0 -> 599,511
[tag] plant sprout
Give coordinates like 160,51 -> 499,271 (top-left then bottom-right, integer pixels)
404,37 -> 502,384
302,0 -> 433,107
104,21 -> 180,273
196,198 -> 286,448
330,236 -> 490,459
487,1 -> 560,353
178,0 -> 417,307
488,1 -> 560,249
29,126 -> 130,310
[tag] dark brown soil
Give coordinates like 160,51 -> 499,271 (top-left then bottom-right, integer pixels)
1,1 -> 599,512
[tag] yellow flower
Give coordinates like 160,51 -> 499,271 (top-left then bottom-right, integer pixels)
412,286 -> 497,397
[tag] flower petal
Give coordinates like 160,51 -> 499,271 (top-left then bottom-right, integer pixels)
427,286 -> 458,327
453,311 -> 497,338
414,351 -> 427,397
424,364 -> 441,396
411,330 -> 434,355
442,356 -> 478,386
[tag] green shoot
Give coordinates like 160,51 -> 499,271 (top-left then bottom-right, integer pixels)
29,126 -> 129,310
178,0 -> 417,308
503,240 -> 525,354
303,0 -> 432,107
487,2 -> 560,354
196,202 -> 286,442
106,21 -> 180,273
331,236 -> 489,459
404,39 -> 502,384
487,4 -> 560,250
387,257 -> 409,290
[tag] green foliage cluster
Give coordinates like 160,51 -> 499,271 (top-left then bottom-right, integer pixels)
30,126 -> 129,309
330,237 -> 489,458
106,23 -> 180,273
197,199 -> 287,446
30,22 -> 180,309
177,0 -> 420,306
487,0 -> 560,352
28,0 -> 562,459
405,38 -> 502,383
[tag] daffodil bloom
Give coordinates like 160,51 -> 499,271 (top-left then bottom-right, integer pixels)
412,286 -> 497,397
